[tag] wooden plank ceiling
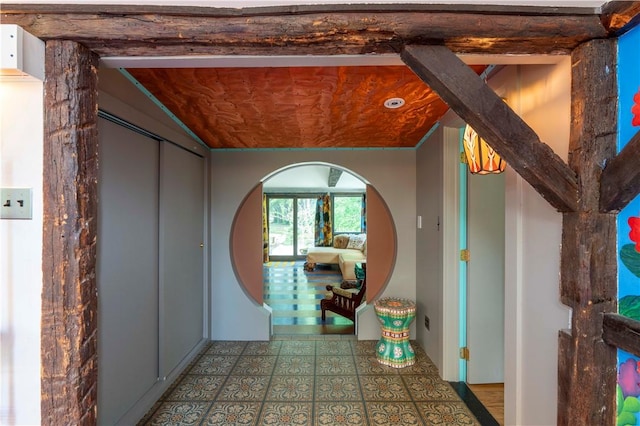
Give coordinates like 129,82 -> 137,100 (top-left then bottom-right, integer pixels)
127,65 -> 486,149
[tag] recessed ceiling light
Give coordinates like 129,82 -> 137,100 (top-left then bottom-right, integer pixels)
384,97 -> 405,109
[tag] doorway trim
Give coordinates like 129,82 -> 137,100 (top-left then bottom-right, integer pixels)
442,125 -> 463,382
230,161 -> 398,306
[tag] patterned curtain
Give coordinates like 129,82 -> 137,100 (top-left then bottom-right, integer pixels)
262,194 -> 269,263
314,193 -> 333,246
361,193 -> 367,233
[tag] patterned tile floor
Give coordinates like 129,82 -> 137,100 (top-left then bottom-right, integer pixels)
138,337 -> 480,426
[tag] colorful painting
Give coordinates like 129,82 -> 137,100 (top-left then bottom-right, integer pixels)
617,24 -> 640,426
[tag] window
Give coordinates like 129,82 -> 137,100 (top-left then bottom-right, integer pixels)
267,197 -> 293,256
333,195 -> 364,234
266,193 -> 364,258
267,195 -> 316,258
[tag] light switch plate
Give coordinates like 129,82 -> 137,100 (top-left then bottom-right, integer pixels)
1,188 -> 33,219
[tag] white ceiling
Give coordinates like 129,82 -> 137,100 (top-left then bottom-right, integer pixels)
263,164 -> 366,192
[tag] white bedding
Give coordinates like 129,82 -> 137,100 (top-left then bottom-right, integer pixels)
306,247 -> 365,265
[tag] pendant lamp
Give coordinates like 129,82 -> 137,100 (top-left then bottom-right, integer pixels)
462,124 -> 506,175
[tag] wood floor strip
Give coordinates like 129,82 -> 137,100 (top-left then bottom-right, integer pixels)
467,383 -> 504,426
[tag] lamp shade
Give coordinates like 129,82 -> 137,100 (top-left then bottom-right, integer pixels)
463,124 -> 506,175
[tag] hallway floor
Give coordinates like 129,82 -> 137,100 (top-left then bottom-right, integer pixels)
264,261 -> 355,335
138,337 -> 482,425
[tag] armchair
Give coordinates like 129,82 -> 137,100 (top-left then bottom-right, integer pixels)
321,265 -> 366,323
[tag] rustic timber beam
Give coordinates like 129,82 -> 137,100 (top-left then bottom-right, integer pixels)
603,313 -> 640,358
601,0 -> 640,34
558,39 -> 617,426
1,4 -> 609,57
401,44 -> 579,212
42,40 -> 99,425
328,168 -> 343,187
0,3 -> 603,15
600,130 -> 640,212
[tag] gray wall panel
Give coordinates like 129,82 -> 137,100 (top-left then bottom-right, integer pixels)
97,118 -> 160,425
160,142 -> 205,376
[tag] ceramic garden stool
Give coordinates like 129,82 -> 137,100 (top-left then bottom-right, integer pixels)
373,297 -> 416,368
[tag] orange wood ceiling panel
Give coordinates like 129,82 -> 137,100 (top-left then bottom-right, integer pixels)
128,65 -> 486,149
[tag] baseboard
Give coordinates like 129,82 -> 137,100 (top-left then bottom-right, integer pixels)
115,338 -> 209,425
448,381 -> 500,426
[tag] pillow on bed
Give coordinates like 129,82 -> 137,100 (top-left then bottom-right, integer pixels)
346,233 -> 366,250
333,234 -> 351,249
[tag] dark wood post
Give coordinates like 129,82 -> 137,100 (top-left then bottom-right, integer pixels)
558,38 -> 618,426
42,40 -> 99,425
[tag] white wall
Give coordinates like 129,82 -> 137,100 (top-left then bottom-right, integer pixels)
501,61 -> 572,426
0,79 -> 43,425
210,150 -> 416,340
489,62 -> 573,425
415,115 -> 469,380
415,125 -> 445,370
415,59 -> 573,426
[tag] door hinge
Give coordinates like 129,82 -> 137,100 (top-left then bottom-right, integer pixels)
460,346 -> 470,361
460,152 -> 467,164
460,249 -> 470,262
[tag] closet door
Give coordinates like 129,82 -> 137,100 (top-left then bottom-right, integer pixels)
160,142 -> 205,376
97,118 -> 160,425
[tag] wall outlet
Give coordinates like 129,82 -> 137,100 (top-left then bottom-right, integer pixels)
424,315 -> 430,330
1,188 -> 33,220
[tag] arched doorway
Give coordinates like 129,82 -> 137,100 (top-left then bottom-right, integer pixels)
230,162 -> 397,335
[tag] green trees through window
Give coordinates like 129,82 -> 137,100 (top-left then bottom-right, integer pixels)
267,193 -> 364,258
333,195 -> 363,234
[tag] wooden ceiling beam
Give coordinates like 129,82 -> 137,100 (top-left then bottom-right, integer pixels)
603,313 -> 640,359
600,130 -> 640,212
328,168 -> 343,187
401,44 -> 578,212
600,1 -> 640,34
1,5 -> 609,57
0,3 -> 602,15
